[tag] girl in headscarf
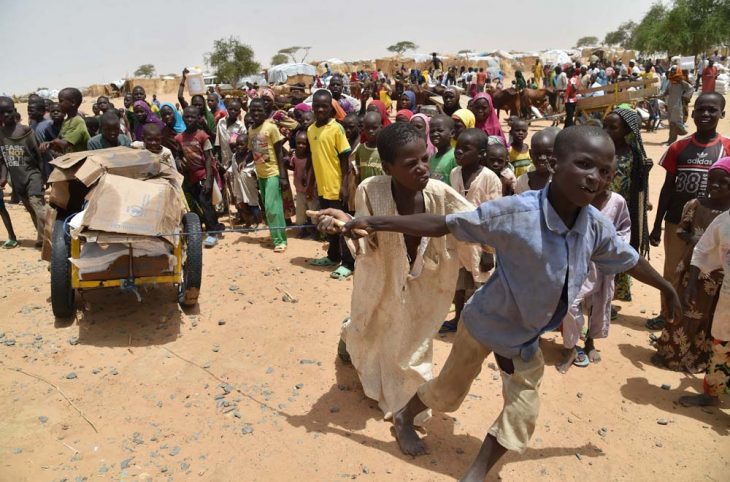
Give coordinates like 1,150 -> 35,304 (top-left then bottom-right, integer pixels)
395,109 -> 414,122
132,100 -> 166,141
515,70 -> 527,90
451,108 -> 475,146
470,93 -> 507,146
366,100 -> 391,127
603,108 -> 652,301
399,90 -> 418,114
377,80 -> 392,112
410,113 -> 436,157
159,102 -> 186,164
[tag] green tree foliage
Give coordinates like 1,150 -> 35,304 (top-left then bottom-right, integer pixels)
575,36 -> 599,48
206,37 -> 260,88
271,53 -> 289,66
603,21 -> 637,47
387,41 -> 418,56
134,64 -> 156,78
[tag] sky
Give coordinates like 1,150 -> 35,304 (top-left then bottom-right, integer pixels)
1,0 -> 657,95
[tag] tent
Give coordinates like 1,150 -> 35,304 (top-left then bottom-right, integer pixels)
539,49 -> 572,67
268,63 -> 317,85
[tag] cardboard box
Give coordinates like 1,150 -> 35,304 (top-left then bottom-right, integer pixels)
50,147 -> 161,187
80,174 -> 184,244
79,254 -> 174,281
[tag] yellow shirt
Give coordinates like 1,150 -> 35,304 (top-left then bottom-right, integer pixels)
307,119 -> 351,200
248,120 -> 283,179
508,147 -> 533,178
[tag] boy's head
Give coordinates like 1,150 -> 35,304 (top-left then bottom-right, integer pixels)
455,128 -> 488,168
142,123 -> 162,153
227,99 -> 242,120
442,88 -> 459,111
361,111 -> 382,145
123,93 -> 133,109
92,103 -> 100,116
552,126 -> 616,208
27,99 -> 46,122
295,130 -> 309,156
329,75 -> 343,98
207,93 -> 219,112
342,113 -> 360,141
312,90 -> 333,124
0,97 -> 16,126
484,140 -> 509,173
49,102 -> 64,123
96,96 -> 110,113
191,95 -> 207,115
510,118 -> 528,144
429,114 -> 455,150
301,111 -> 314,129
234,134 -> 248,154
84,116 -> 100,137
243,112 -> 254,130
248,98 -> 267,126
692,92 -> 725,133
530,127 -> 559,173
132,86 -> 146,102
100,112 -> 121,144
58,87 -> 82,114
182,106 -> 200,131
377,122 -> 430,191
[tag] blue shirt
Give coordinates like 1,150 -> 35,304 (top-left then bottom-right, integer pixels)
445,186 -> 639,360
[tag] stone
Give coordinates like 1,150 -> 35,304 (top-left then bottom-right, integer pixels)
212,345 -> 220,353
120,457 -> 134,470
218,319 -> 226,326
576,392 -> 583,399
329,406 -> 340,413
660,384 -> 671,390
98,465 -> 109,474
68,336 -> 79,346
4,339 -> 16,346
241,424 -> 254,435
657,418 -> 669,425
66,372 -> 78,380
110,368 -> 118,376
132,432 -> 144,445
299,359 -> 317,365
39,416 -> 48,424
295,383 -> 304,389
13,448 -> 22,454
169,446 -> 181,456
266,367 -> 274,374
575,453 -> 583,461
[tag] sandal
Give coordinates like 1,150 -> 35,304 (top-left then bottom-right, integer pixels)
330,265 -> 353,280
2,239 -> 19,249
439,321 -> 458,334
273,244 -> 287,253
203,235 -> 218,248
573,347 -> 590,367
645,316 -> 666,331
308,256 -> 338,267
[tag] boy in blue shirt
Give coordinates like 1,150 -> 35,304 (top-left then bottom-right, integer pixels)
323,126 -> 681,481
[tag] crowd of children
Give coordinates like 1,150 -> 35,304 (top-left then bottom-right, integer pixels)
1,59 -> 728,480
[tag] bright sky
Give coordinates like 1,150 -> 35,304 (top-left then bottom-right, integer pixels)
1,0 -> 657,95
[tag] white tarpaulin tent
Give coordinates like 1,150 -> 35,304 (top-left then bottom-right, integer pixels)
540,49 -> 572,66
268,63 -> 316,84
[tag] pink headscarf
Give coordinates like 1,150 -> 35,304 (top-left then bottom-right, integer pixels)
260,88 -> 275,100
710,156 -> 730,175
411,113 -> 436,157
294,103 -> 312,113
471,93 -> 507,146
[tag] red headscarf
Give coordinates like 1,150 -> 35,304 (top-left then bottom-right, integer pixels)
368,100 -> 391,126
396,109 -> 414,121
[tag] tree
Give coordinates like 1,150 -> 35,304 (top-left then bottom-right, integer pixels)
575,36 -> 599,48
205,36 -> 260,88
134,64 -> 156,78
271,53 -> 288,66
603,21 -> 637,47
387,41 -> 418,56
277,46 -> 311,63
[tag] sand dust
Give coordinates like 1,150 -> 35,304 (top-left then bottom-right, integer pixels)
0,93 -> 728,482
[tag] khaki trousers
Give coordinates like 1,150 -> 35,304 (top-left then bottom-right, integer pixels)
418,323 -> 544,452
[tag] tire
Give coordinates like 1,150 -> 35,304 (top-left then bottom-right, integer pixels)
50,219 -> 75,318
178,212 -> 203,306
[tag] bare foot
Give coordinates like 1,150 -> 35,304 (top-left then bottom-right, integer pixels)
556,347 -> 576,374
585,338 -> 601,363
393,405 -> 427,456
678,394 -> 719,407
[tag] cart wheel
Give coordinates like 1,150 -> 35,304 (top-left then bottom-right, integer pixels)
50,219 -> 75,318
178,212 -> 203,306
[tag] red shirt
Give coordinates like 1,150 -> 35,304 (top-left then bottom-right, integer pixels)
701,66 -> 717,93
175,130 -> 212,183
659,134 -> 730,223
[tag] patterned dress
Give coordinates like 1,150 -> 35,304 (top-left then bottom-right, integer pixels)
655,199 -> 725,373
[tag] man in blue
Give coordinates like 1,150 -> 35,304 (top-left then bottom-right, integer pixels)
337,126 -> 682,482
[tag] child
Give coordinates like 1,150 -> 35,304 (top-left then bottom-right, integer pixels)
451,109 -> 475,143
313,122 -> 474,426
515,128 -> 558,194
347,112 -> 383,210
40,88 -> 89,154
246,98 -> 288,252
678,164 -> 730,407
336,126 -> 681,481
231,134 -> 262,227
649,92 -> 729,330
558,165 -> 631,372
441,129 -> 502,333
137,123 -> 177,170
0,165 -> 19,248
289,130 -> 318,237
0,97 -> 46,247
428,114 -> 457,186
306,89 -> 353,279
87,112 -> 132,150
653,161 -> 730,373
484,140 -> 516,196
509,118 -> 532,177
132,101 -> 165,142
85,117 -> 100,138
215,98 -> 246,171
175,106 -> 224,248
341,113 -> 360,151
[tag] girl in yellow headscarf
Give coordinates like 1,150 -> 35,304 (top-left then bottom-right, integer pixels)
450,108 -> 476,146
378,79 -> 392,112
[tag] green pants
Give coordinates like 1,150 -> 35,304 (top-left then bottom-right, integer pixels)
258,176 -> 287,247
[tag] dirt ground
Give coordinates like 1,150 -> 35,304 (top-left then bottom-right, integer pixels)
0,92 -> 728,482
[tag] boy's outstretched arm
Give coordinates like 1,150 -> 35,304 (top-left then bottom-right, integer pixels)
650,171 -> 675,246
626,257 -> 682,322
346,214 -> 450,238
